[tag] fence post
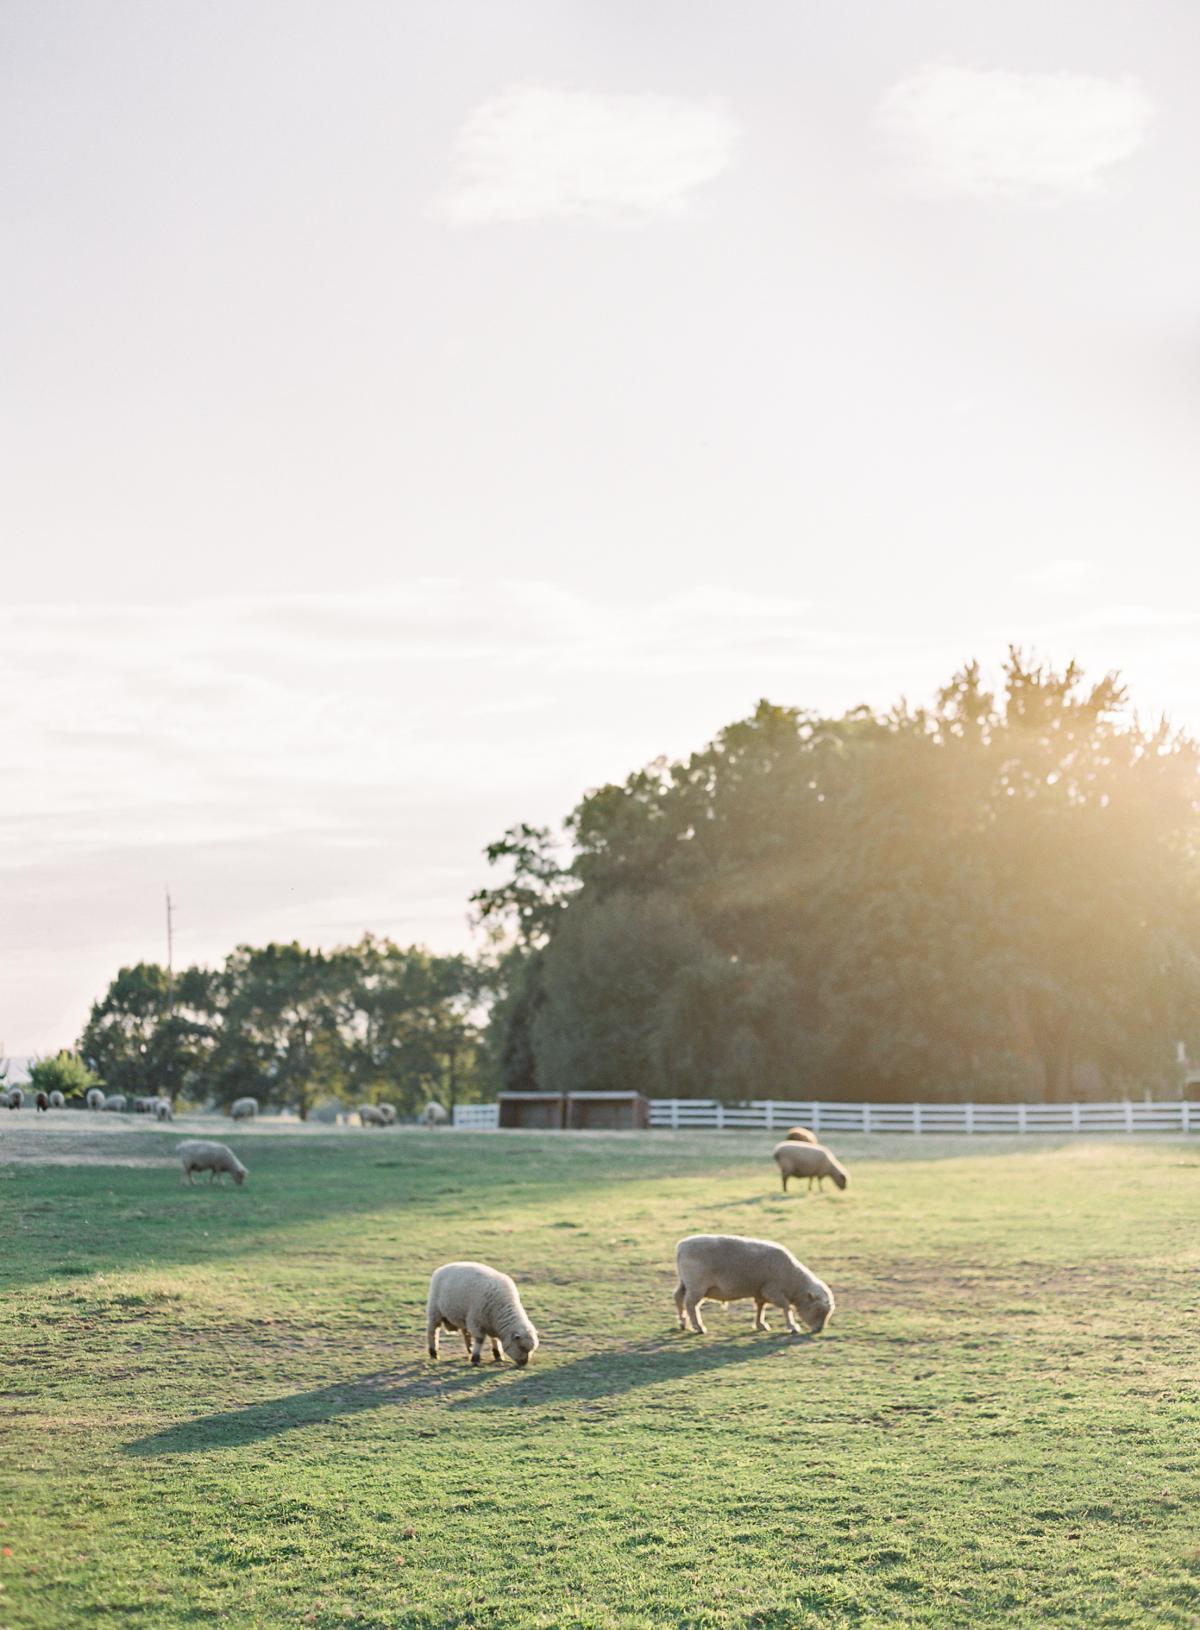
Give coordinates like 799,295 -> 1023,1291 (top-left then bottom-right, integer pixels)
671,1099 -> 680,1130
766,1101 -> 775,1131
912,1103 -> 921,1135
1124,1100 -> 1134,1133
1017,1103 -> 1027,1134
965,1101 -> 974,1134
1183,1101 -> 1191,1135
862,1102 -> 871,1134
1071,1102 -> 1080,1132
716,1101 -> 725,1131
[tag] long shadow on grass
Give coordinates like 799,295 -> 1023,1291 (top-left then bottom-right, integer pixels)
123,1332 -> 802,1456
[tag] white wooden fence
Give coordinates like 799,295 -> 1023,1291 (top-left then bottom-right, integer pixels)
453,1098 -> 1196,1134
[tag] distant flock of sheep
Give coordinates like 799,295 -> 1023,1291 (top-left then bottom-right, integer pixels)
8,1087 -> 848,1360
3,1086 -> 447,1127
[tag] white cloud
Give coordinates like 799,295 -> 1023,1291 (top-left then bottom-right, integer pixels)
438,84 -> 739,224
877,65 -> 1154,203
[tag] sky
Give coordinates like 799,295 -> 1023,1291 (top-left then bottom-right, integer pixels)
3,0 -> 1199,1053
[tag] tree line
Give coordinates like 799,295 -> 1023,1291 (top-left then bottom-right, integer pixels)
474,653 -> 1200,1102
77,937 -> 488,1116
70,653 -> 1200,1110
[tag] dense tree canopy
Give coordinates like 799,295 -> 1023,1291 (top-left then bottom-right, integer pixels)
476,654 -> 1200,1101
79,938 -> 486,1116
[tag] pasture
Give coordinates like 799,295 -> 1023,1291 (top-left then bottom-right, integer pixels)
1,1119 -> 1198,1629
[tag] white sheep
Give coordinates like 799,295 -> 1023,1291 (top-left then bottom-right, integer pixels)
377,1103 -> 397,1125
177,1139 -> 248,1186
49,1090 -> 66,1108
426,1261 -> 539,1367
783,1126 -> 817,1144
773,1140 -> 849,1193
229,1096 -> 259,1120
154,1098 -> 173,1121
358,1104 -> 387,1127
419,1100 -> 448,1127
86,1087 -> 105,1111
102,1093 -> 127,1113
674,1233 -> 835,1336
4,1087 -> 23,1109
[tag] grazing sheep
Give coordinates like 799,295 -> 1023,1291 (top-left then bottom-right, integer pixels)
674,1234 -> 834,1337
426,1261 -> 539,1367
102,1093 -> 127,1113
772,1140 -> 849,1193
133,1095 -> 158,1114
49,1090 -> 66,1109
35,1091 -> 50,1113
419,1100 -> 448,1127
377,1103 -> 397,1125
4,1087 -> 23,1110
154,1098 -> 173,1121
358,1103 -> 387,1127
177,1139 -> 247,1186
86,1087 -> 105,1111
229,1096 -> 259,1120
784,1126 -> 818,1144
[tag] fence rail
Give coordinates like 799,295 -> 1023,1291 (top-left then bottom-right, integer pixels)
453,1098 -> 1195,1134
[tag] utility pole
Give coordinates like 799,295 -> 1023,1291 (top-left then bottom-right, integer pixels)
165,887 -> 176,1016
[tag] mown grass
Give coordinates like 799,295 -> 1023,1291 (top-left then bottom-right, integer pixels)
1,1121 -> 1198,1629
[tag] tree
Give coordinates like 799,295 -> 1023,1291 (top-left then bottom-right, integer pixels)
79,963 -> 216,1103
28,1051 -> 100,1099
480,655 -> 1200,1102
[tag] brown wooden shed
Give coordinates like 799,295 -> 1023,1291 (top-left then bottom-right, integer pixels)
565,1091 -> 650,1131
496,1091 -> 567,1130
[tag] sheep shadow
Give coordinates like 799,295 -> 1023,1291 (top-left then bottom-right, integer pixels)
445,1329 -> 818,1412
122,1362 -> 479,1456
123,1329 -> 815,1455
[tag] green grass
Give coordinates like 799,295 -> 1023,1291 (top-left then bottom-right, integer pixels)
1,1121 -> 1198,1629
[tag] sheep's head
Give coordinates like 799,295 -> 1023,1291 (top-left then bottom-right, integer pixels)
832,1167 -> 848,1190
796,1284 -> 834,1334
505,1325 -> 539,1367
232,1166 -> 247,1186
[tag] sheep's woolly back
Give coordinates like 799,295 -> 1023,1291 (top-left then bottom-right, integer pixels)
230,1097 -> 258,1119
784,1126 -> 817,1143
772,1140 -> 849,1188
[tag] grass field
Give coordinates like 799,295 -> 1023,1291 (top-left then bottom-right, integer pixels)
1,1118 -> 1198,1629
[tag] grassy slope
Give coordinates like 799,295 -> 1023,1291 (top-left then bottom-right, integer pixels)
1,1123 -> 1198,1630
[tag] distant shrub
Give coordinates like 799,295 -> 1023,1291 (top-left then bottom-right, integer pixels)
28,1051 -> 101,1098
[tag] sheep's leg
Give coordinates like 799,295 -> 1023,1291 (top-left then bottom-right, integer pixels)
673,1281 -> 688,1330
781,1170 -> 789,1192
754,1298 -> 770,1333
426,1310 -> 440,1360
469,1330 -> 484,1365
181,1169 -> 191,1185
490,1339 -> 503,1363
684,1296 -> 707,1335
460,1326 -> 472,1356
783,1305 -> 804,1336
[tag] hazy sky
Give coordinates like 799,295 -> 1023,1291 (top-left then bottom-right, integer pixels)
4,1 -> 1199,1053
